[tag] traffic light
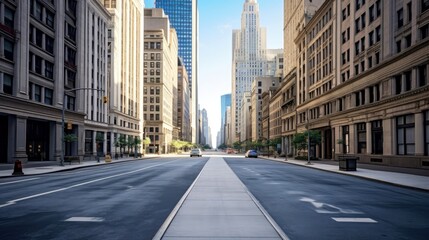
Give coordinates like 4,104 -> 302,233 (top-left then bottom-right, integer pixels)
103,96 -> 108,104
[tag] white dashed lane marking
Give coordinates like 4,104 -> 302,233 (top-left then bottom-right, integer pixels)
332,217 -> 377,223
65,217 -> 104,222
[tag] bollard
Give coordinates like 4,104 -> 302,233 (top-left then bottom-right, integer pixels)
105,154 -> 112,163
12,160 -> 24,176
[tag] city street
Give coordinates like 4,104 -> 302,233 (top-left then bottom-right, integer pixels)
1,154 -> 429,239
227,157 -> 429,240
0,157 -> 207,240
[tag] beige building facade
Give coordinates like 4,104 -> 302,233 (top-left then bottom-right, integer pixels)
144,8 -> 178,154
104,0 -> 144,156
278,0 -> 429,168
178,58 -> 191,142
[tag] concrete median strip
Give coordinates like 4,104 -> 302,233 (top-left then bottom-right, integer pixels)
154,157 -> 289,240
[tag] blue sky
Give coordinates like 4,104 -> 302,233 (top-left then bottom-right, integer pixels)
144,0 -> 284,146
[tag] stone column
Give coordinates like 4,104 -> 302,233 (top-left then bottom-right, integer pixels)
92,131 -> 97,157
366,122 -> 372,154
383,118 -> 393,155
349,124 -> 356,154
415,112 -> 424,156
13,116 -> 28,163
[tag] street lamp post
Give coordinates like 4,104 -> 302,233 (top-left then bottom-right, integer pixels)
61,88 -> 105,166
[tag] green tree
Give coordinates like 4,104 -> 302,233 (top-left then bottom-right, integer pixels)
134,136 -> 142,157
64,133 -> 77,156
292,130 -> 321,156
233,141 -> 241,152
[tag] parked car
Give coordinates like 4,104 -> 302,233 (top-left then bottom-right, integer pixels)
245,150 -> 258,158
190,148 -> 202,157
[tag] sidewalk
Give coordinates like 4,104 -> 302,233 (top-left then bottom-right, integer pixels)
154,157 -> 288,240
260,156 -> 429,191
0,154 -> 161,178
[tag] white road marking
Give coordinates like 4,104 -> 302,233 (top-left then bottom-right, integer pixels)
65,217 -> 104,222
332,217 -> 377,223
0,161 -> 174,208
0,178 -> 40,186
300,197 -> 363,214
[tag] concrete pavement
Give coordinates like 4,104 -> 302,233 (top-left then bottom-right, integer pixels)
154,157 -> 288,240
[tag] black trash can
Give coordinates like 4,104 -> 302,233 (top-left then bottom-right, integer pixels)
339,157 -> 357,171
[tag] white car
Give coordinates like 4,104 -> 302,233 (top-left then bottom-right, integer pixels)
190,148 -> 202,157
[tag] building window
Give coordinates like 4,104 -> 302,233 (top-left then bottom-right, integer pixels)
395,75 -> 402,94
3,38 -> 14,61
3,73 -> 13,95
372,120 -> 383,154
35,28 -> 43,47
342,126 -> 350,153
376,26 -> 381,42
46,10 -> 55,29
44,88 -> 53,105
369,5 -> 375,22
396,40 -> 402,53
407,2 -> 412,23
35,55 -> 42,74
34,84 -> 42,102
405,34 -> 412,48
45,61 -> 54,79
85,130 -> 93,154
397,115 -> 415,155
418,64 -> 428,87
4,6 -> 14,29
357,123 -> 366,153
67,95 -> 75,110
397,8 -> 404,28
404,71 -> 412,91
45,35 -> 54,54
420,24 -> 429,39
425,111 -> 429,155
422,0 -> 429,13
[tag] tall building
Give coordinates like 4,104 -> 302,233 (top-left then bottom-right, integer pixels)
144,8 -> 178,154
178,57 -> 191,142
278,0 -> 429,168
82,1 -> 111,157
104,0 -> 144,156
155,0 -> 198,144
220,94 -> 231,145
201,108 -> 208,145
0,0 -> 86,163
232,0 -> 266,142
232,0 -> 281,143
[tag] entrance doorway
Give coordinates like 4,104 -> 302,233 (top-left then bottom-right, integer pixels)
27,120 -> 50,161
324,129 -> 332,159
0,116 -> 8,163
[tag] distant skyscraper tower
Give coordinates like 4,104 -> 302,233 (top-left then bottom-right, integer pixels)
220,94 -> 231,145
155,0 -> 198,144
232,0 -> 267,142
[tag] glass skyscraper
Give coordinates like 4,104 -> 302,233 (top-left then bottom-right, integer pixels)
154,0 -> 198,143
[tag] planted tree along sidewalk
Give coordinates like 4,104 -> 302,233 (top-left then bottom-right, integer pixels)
292,130 -> 321,160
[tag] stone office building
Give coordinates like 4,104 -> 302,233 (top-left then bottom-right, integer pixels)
0,0 -> 84,163
291,0 -> 429,168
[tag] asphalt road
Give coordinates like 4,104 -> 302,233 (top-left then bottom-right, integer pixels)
226,157 -> 429,240
0,157 -> 208,240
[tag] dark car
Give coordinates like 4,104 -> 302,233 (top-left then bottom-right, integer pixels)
245,150 -> 258,158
